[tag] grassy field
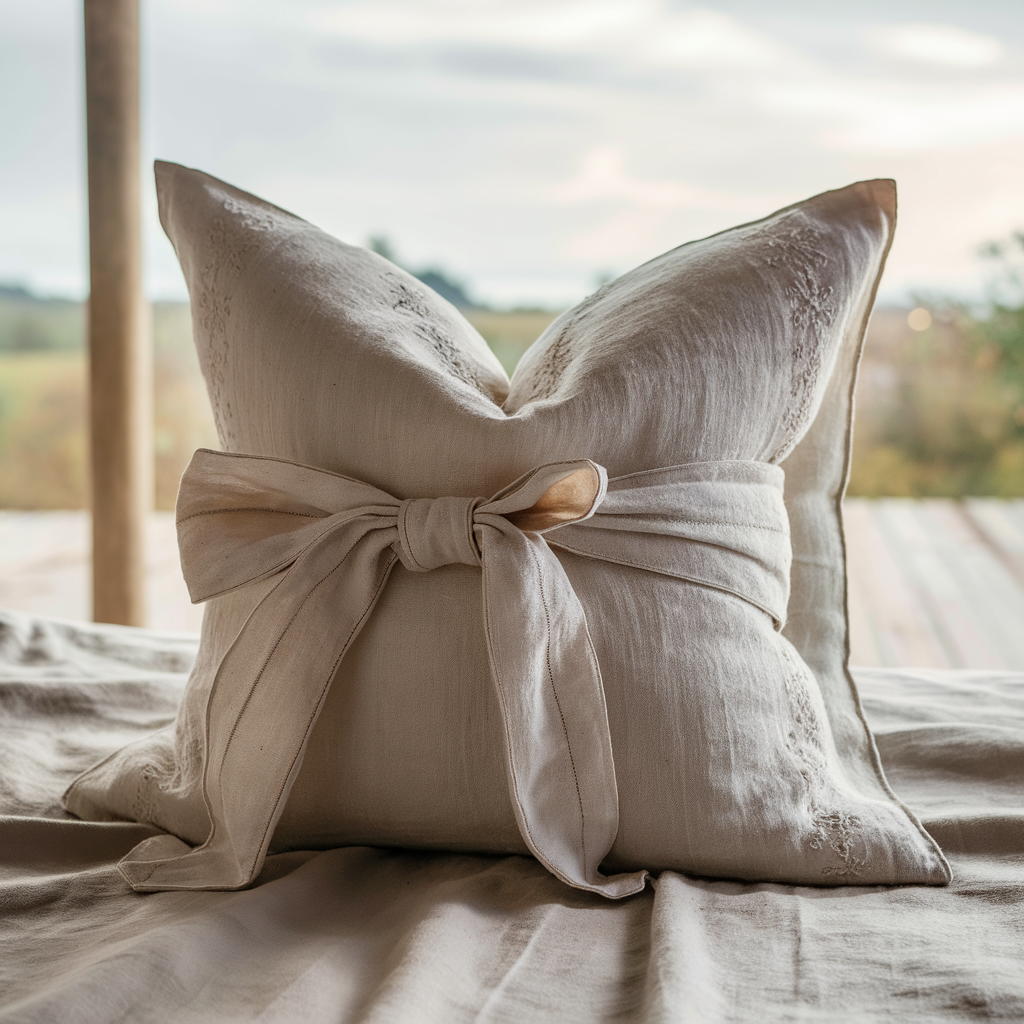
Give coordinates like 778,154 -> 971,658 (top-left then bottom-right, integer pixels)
0,300 -> 560,509
0,299 -> 219,510
464,308 -> 560,374
0,350 -> 87,508
850,306 -> 1024,497
1,293 -> 1022,508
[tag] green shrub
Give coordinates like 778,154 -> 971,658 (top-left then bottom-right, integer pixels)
848,235 -> 1024,498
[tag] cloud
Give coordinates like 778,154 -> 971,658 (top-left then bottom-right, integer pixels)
548,147 -> 784,263
561,208 -> 666,261
7,0 -> 1024,305
308,0 -> 651,50
760,79 -> 1024,151
548,146 -> 767,210
871,136 -> 1024,297
308,0 -> 800,73
642,9 -> 796,71
869,23 -> 1003,69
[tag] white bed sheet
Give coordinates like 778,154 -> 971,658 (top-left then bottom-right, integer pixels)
0,608 -> 1021,1022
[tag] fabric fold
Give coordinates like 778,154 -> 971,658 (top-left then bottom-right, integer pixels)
75,449 -> 792,899
549,461 -> 791,627
111,449 -> 645,898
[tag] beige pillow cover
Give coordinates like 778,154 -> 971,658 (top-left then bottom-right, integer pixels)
65,162 -> 950,896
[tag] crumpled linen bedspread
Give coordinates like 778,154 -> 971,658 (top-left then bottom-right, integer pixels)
0,608 -> 1021,1023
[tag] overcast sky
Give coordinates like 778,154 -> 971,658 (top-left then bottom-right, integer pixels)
3,0 -> 1024,307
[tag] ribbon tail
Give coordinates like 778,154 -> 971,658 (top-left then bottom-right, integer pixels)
118,518 -> 398,891
478,524 -> 647,898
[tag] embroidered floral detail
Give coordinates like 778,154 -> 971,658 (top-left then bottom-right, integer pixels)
509,292 -> 600,405
192,199 -> 288,449
390,281 -> 484,391
762,215 -> 839,460
777,640 -> 864,879
131,763 -> 159,824
809,811 -> 866,877
517,326 -> 573,403
221,197 -> 281,235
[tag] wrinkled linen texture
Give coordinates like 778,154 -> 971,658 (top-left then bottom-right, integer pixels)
82,451 -> 791,898
62,163 -> 947,893
1,610 -> 1022,1023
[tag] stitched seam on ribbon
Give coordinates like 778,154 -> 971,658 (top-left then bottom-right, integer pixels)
162,565 -> 291,877
183,511 -> 396,603
189,448 -> 369,488
215,533 -> 368,781
177,508 -> 325,524
588,516 -> 788,535
525,538 -> 588,868
608,460 -> 782,484
546,541 -> 783,626
480,550 -> 538,854
205,532 -> 374,868
200,534 -> 391,878
193,569 -> 288,856
250,552 -> 398,877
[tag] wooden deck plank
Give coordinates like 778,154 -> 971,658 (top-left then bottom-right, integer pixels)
0,511 -> 201,632
919,501 -> 1024,669
874,500 -> 1006,669
1001,500 -> 1024,542
841,500 -> 952,668
965,498 -> 1024,589
842,525 -> 883,667
0,512 -> 90,623
1,502 -> 1021,667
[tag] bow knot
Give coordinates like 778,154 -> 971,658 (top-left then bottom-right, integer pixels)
395,495 -> 482,572
102,449 -> 789,903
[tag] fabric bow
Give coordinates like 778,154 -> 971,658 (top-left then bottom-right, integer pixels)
118,450 -> 649,898
114,449 -> 791,898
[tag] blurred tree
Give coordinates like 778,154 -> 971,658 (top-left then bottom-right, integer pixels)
976,231 -> 1024,410
0,287 -> 84,352
848,233 -> 1024,498
367,236 -> 477,308
367,235 -> 397,264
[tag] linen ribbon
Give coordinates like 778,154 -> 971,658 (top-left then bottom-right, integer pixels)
117,449 -> 790,897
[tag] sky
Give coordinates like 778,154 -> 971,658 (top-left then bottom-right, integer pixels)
2,0 -> 1024,308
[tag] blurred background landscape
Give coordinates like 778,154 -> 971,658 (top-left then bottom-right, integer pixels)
2,246 -> 1023,508
2,1 -> 1024,658
4,0 -> 1024,509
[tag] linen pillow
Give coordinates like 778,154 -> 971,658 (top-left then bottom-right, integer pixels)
65,162 -> 950,896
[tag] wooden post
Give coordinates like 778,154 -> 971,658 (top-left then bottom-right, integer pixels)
84,0 -> 151,626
